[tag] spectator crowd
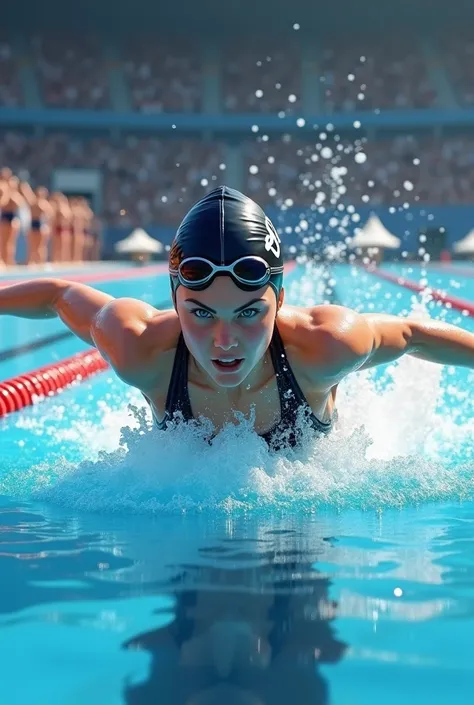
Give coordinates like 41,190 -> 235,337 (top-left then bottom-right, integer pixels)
1,31 -> 474,112
0,165 -> 99,268
2,131 -> 474,232
2,30 -> 474,242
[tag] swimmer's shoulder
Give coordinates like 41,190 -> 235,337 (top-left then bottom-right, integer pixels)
91,299 -> 181,390
278,303 -> 373,384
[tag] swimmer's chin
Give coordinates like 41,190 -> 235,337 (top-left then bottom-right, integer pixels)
206,363 -> 253,388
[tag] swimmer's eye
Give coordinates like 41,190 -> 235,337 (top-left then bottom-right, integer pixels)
190,307 -> 260,320
190,308 -> 214,319
238,308 -> 260,319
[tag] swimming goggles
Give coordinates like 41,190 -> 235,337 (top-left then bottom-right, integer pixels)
169,256 -> 284,290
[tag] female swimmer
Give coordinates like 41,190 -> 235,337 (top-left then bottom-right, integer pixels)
0,187 -> 473,449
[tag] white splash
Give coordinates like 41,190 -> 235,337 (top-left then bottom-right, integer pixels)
0,348 -> 472,515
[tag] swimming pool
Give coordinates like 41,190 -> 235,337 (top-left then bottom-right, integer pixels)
0,262 -> 473,705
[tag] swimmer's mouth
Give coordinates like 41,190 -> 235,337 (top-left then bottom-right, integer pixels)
212,358 -> 244,371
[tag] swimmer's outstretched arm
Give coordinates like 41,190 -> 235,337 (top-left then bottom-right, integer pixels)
0,278 -> 165,387
0,278 -> 114,344
307,306 -> 474,383
359,313 -> 474,370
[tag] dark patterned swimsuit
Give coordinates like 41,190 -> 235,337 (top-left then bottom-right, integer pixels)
152,325 -> 335,450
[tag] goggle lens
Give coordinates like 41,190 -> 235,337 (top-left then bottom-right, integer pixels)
232,258 -> 269,283
179,259 -> 213,283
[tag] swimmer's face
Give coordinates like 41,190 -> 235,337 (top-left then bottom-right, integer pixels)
176,276 -> 283,388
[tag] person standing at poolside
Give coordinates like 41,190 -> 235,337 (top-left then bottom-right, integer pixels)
0,175 -> 26,267
49,192 -> 73,264
23,186 -> 54,266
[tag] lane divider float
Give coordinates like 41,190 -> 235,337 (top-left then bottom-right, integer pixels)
0,349 -> 109,418
363,266 -> 474,317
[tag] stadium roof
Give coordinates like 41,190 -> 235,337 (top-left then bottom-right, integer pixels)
4,0 -> 474,34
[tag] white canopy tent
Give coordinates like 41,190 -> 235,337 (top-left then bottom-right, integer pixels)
348,215 -> 401,250
115,228 -> 164,255
453,230 -> 474,255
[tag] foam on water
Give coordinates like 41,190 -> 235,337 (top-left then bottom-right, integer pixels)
0,347 -> 472,514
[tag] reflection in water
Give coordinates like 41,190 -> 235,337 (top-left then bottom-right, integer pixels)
122,529 -> 347,705
0,501 -> 135,616
3,496 -> 474,703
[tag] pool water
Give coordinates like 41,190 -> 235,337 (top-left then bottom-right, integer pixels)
0,262 -> 473,705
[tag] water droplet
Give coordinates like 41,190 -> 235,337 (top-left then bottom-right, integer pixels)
354,152 -> 367,164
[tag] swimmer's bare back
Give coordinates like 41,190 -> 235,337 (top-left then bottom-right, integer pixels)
0,279 -> 473,428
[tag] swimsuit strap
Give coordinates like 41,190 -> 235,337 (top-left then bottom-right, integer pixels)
155,333 -> 193,429
268,324 -> 332,431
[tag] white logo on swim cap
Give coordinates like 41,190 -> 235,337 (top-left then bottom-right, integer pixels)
264,217 -> 281,258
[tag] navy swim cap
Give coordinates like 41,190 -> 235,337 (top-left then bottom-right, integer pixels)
169,186 -> 284,301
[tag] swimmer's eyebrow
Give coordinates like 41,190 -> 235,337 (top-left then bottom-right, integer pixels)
184,297 -> 265,314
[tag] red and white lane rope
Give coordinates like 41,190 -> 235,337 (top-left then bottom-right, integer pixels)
363,266 -> 474,317
0,349 -> 109,418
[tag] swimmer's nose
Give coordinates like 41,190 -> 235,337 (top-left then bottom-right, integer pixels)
213,321 -> 238,351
